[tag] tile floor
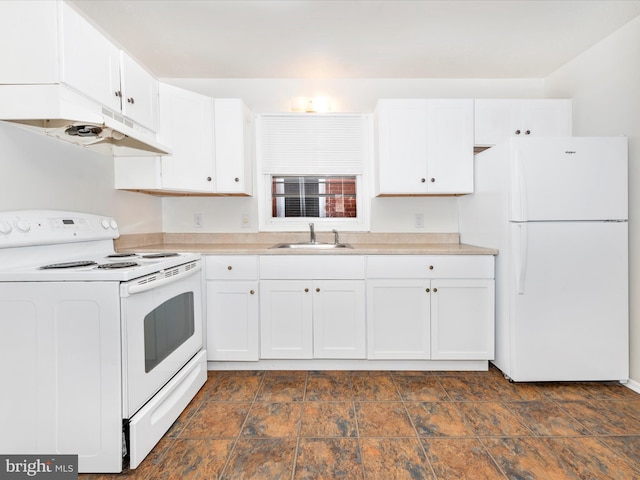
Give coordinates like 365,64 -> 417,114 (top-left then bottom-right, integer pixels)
80,367 -> 640,479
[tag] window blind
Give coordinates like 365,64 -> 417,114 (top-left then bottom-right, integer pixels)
259,114 -> 367,175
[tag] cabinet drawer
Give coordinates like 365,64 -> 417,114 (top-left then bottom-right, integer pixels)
366,255 -> 494,279
260,255 -> 365,279
205,255 -> 258,280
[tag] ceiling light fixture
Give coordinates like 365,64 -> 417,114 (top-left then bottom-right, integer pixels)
291,96 -> 332,113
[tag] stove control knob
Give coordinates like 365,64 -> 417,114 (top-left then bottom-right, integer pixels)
101,218 -> 111,229
110,219 -> 118,230
15,219 -> 30,232
0,220 -> 11,235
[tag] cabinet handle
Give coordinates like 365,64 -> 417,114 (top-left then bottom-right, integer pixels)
316,288 -> 320,292
426,288 -> 430,293
433,287 -> 438,293
304,288 -> 309,293
525,130 -> 531,135
227,266 -> 232,270
420,178 -> 426,183
234,177 -> 240,183
114,90 -> 122,97
515,129 -> 521,135
206,177 -> 212,182
430,178 -> 435,183
429,265 -> 434,270
127,97 -> 135,104
250,290 -> 255,295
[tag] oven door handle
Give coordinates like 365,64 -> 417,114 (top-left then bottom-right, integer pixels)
121,262 -> 201,297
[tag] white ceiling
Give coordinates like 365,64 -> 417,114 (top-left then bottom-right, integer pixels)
69,0 -> 640,79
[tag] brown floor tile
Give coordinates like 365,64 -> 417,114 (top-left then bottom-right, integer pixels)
455,401 -> 532,436
294,438 -> 364,479
305,373 -> 353,401
422,438 -> 505,479
150,438 -> 233,480
393,375 -> 450,401
351,374 -> 400,400
405,402 -> 475,437
360,438 -> 434,480
599,435 -> 640,466
221,438 -> 297,479
255,374 -> 306,402
241,402 -> 302,437
437,376 -> 504,401
482,437 -> 574,479
541,437 -> 640,480
505,400 -> 592,436
558,400 -> 640,435
300,402 -> 357,437
208,372 -> 263,402
356,402 -> 416,437
179,402 -> 251,438
534,381 -> 598,401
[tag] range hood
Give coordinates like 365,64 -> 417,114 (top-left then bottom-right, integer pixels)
0,84 -> 170,156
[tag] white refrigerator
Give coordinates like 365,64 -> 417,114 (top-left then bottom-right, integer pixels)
458,137 -> 628,381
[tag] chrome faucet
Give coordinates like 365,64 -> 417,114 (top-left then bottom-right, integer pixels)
309,223 -> 316,244
332,229 -> 340,245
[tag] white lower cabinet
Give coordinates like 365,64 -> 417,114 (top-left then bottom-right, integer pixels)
205,256 -> 259,361
259,256 -> 366,359
366,255 -> 495,361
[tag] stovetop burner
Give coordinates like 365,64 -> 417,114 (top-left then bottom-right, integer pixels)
107,253 -> 138,259
140,253 -> 179,259
96,262 -> 139,270
40,260 -> 98,270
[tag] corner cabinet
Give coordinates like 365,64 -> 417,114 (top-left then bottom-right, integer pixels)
374,99 -> 474,195
366,255 -> 495,360
205,256 -> 259,361
115,87 -> 253,195
259,256 -> 366,359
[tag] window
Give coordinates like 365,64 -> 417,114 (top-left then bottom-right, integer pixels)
258,114 -> 370,231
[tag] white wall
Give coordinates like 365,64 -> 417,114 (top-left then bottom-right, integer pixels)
160,78 -> 544,233
0,121 -> 162,233
545,16 -> 640,385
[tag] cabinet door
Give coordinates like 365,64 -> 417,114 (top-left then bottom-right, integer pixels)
260,280 -> 313,359
425,99 -> 474,193
313,280 -> 366,359
59,2 -> 120,112
159,83 -> 215,192
367,279 -> 430,359
207,281 -> 259,361
430,279 -> 494,360
214,99 -> 253,195
376,99 -> 429,194
515,100 -> 572,137
119,51 -> 159,131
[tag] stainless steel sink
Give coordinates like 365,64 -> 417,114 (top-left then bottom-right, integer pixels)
270,242 -> 353,250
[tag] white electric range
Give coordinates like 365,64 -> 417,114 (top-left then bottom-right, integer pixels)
0,210 -> 207,473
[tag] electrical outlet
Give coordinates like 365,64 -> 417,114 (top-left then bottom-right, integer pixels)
414,213 -> 424,228
194,213 -> 203,228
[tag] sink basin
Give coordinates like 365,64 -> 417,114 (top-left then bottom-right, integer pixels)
270,242 -> 353,250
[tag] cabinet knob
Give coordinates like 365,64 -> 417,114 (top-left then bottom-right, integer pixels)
430,178 -> 435,183
127,97 -> 135,104
304,288 -> 309,293
234,177 -> 240,183
429,265 -> 434,270
525,130 -> 531,135
426,288 -> 430,293
227,266 -> 232,270
250,290 -> 255,295
206,177 -> 212,182
316,288 -> 320,292
433,287 -> 438,293
114,90 -> 122,97
420,178 -> 426,183
515,129 -> 521,135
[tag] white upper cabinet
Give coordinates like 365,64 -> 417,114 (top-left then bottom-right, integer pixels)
375,99 -> 474,195
0,1 -> 159,132
214,99 -> 253,195
474,99 -> 572,146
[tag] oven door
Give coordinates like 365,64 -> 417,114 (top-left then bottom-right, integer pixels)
121,260 -> 203,418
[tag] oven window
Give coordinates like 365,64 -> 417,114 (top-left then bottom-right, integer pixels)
144,292 -> 195,373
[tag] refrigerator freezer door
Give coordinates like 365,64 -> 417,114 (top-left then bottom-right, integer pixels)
510,137 -> 627,221
509,221 -> 628,381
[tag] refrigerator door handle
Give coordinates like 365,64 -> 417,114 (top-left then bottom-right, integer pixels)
510,148 -> 527,221
514,223 -> 528,295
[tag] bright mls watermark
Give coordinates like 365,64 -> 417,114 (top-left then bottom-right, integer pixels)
0,455 -> 77,479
